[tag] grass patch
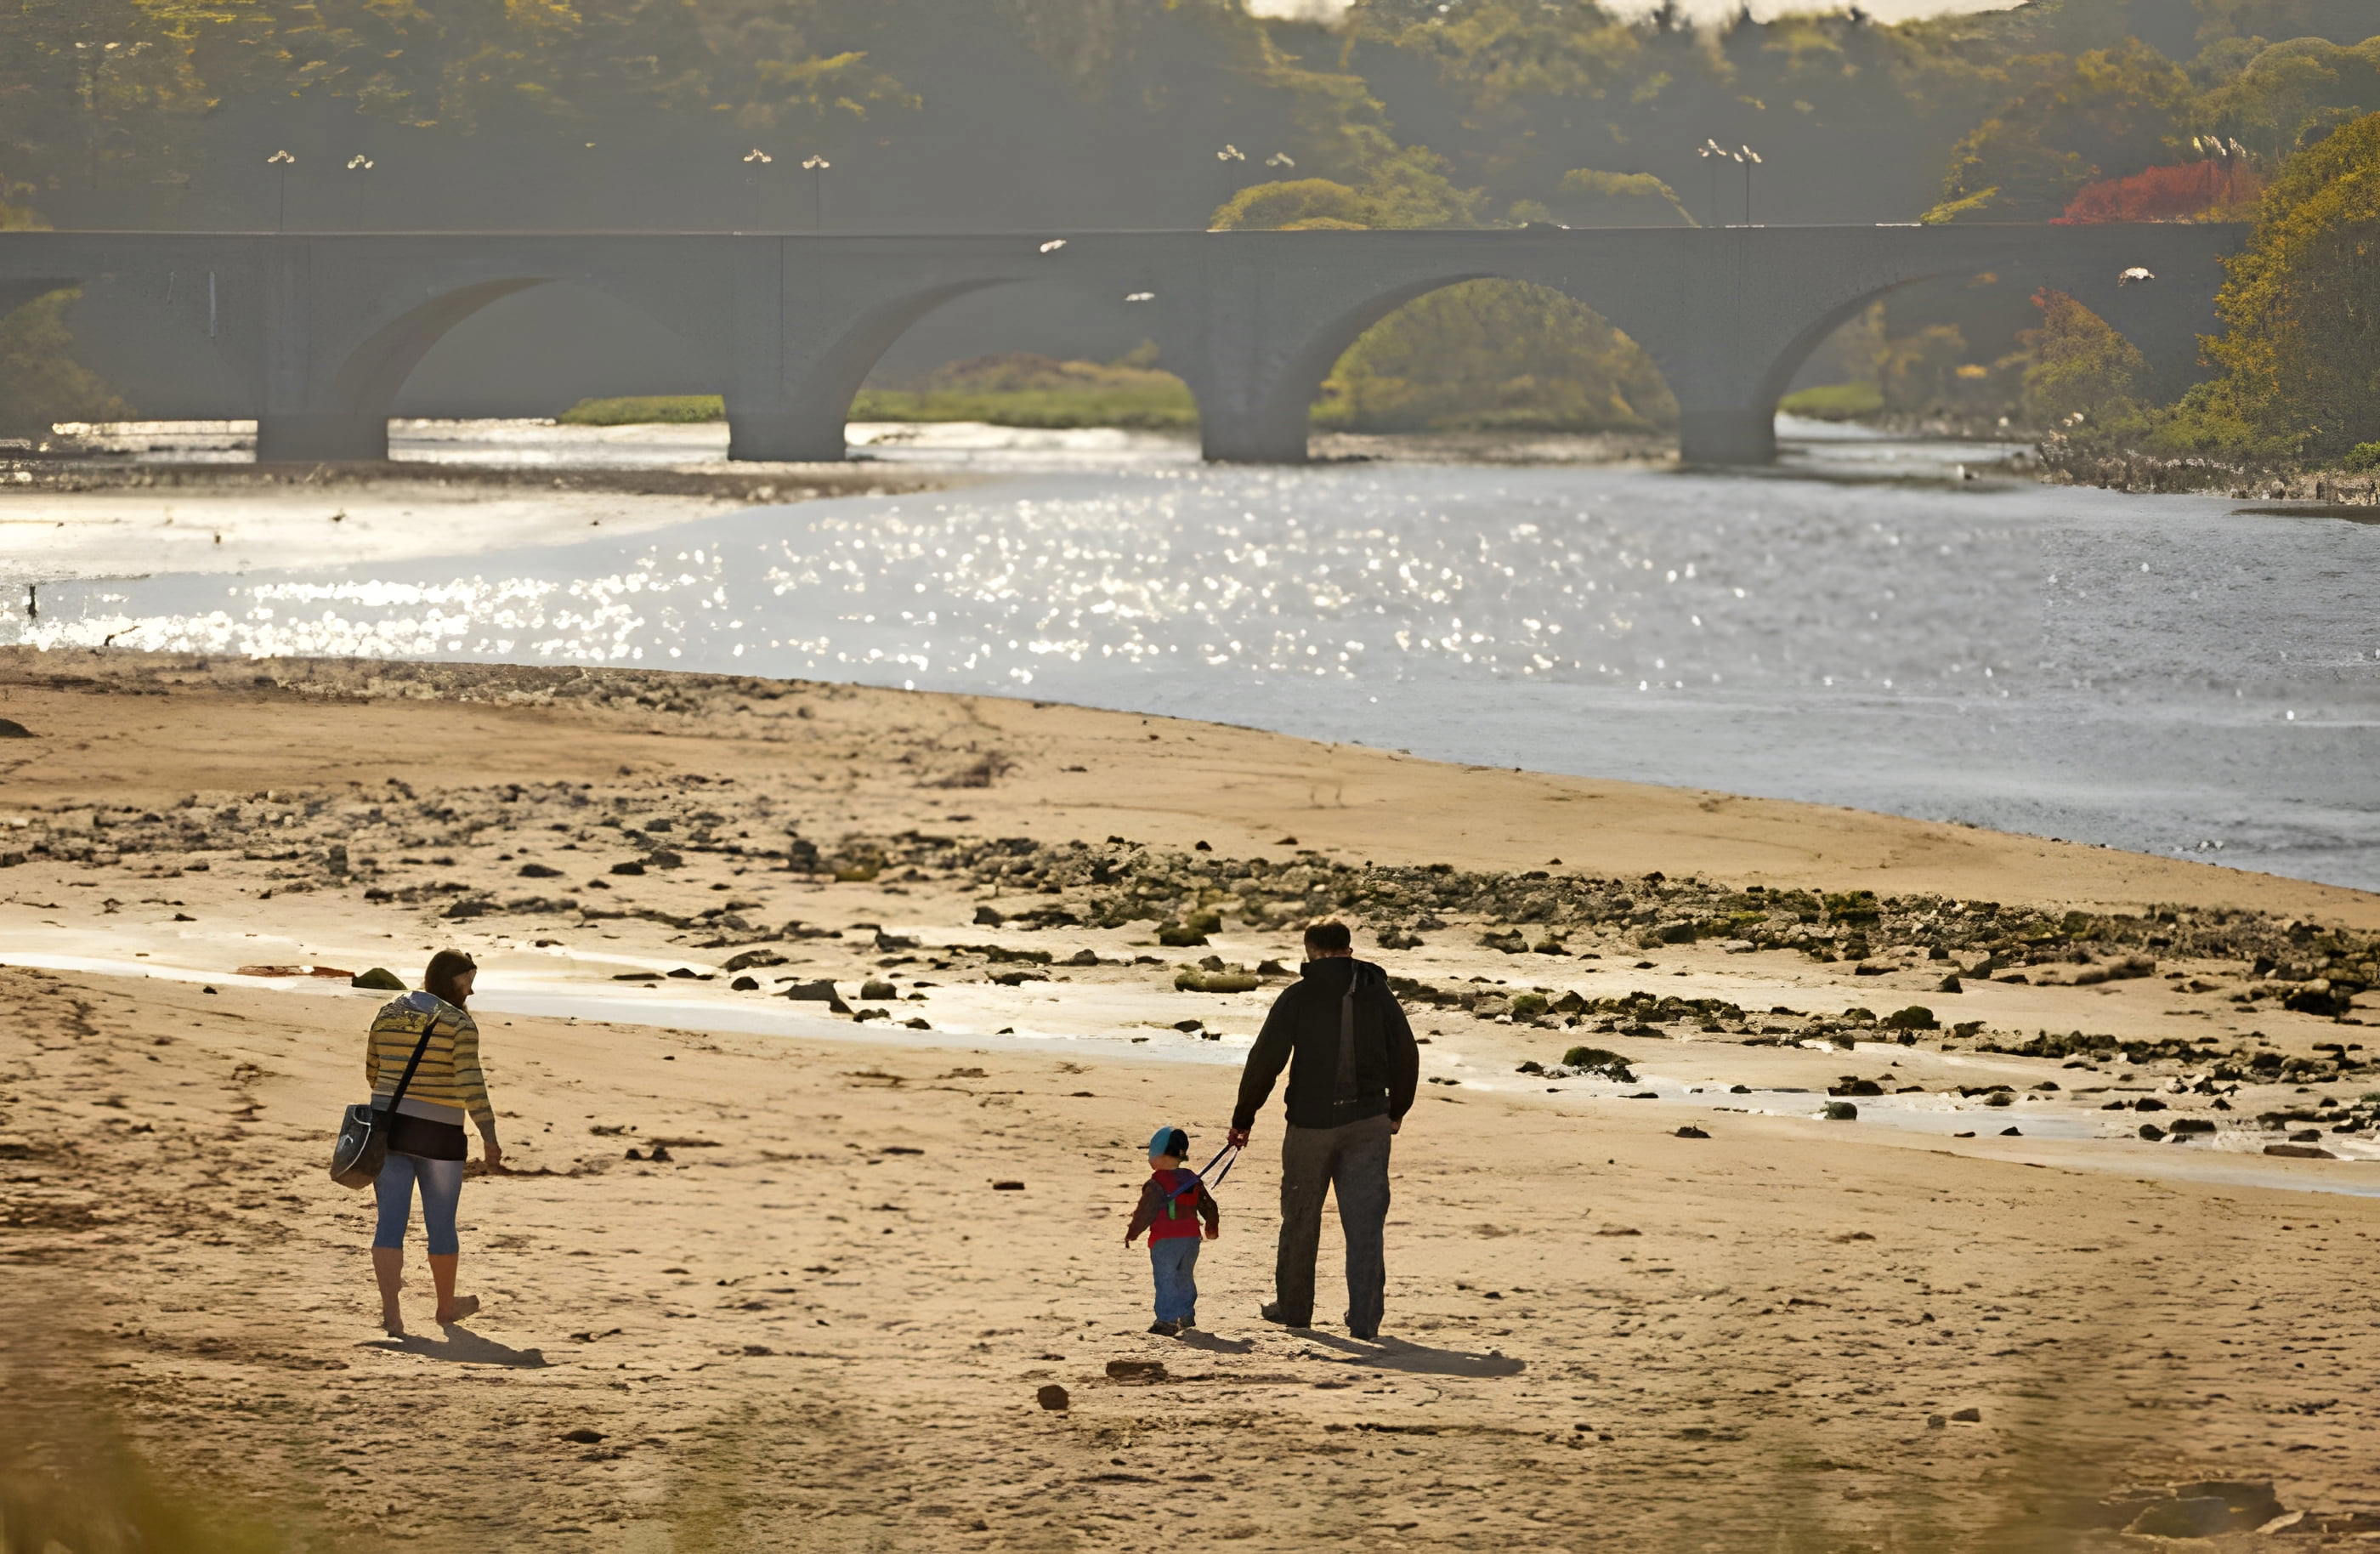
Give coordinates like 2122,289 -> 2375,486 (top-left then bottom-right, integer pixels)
1778,382 -> 1885,421
558,393 -> 725,425
558,349 -> 1198,431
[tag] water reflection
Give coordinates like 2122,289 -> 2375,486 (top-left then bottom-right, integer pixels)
9,453 -> 2377,889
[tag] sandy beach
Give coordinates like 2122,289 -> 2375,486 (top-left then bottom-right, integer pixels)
2,646 -> 2377,1549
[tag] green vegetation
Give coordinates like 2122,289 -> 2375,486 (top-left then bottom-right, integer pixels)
561,349 -> 1198,432
2021,291 -> 2149,428
1927,40 -> 2198,224
2037,110 -> 2380,470
1,1409 -> 291,1554
1778,383 -> 1885,421
1316,281 -> 1674,434
561,394 -> 728,427
2156,110 -> 2380,464
0,287 -> 128,434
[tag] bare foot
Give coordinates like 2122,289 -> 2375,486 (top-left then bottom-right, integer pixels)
382,1309 -> 405,1337
435,1295 -> 480,1325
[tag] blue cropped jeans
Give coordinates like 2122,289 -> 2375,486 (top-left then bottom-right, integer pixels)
373,1151 -> 465,1256
1149,1236 -> 1201,1326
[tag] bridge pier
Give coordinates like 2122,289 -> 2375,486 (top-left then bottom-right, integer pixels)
725,400 -> 849,462
255,410 -> 389,463
1674,404 -> 1778,467
1197,399 -> 1311,464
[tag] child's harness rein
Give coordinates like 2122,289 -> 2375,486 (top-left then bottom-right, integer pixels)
1159,1141 -> 1241,1217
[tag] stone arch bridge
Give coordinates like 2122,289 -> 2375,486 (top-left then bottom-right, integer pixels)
0,224 -> 2240,466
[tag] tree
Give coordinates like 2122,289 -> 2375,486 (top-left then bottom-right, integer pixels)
1929,41 -> 2196,221
1528,168 -> 1693,227
1209,148 -> 1476,230
1318,281 -> 1675,434
2193,36 -> 2380,161
2019,289 -> 2145,425
2168,109 -> 2380,461
0,290 -> 129,434
2054,157 -> 2265,221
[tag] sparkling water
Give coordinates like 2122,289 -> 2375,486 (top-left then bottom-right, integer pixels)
11,434 -> 2377,888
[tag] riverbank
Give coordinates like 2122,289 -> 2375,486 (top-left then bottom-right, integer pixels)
3,649 -> 2378,1548
2037,443 -> 2380,506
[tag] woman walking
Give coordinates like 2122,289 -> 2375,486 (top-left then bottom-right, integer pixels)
366,950 -> 502,1334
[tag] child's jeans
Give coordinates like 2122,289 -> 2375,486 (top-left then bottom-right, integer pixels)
1149,1236 -> 1201,1325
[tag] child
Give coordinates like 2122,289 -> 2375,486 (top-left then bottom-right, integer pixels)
1124,1126 -> 1220,1336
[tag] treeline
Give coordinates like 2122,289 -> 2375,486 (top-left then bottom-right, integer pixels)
16,0 -> 2371,231
1,0 -> 2376,452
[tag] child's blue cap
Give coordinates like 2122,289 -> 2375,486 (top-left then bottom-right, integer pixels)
1148,1126 -> 1189,1159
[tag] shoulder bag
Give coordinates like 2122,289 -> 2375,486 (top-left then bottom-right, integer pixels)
329,1006 -> 439,1189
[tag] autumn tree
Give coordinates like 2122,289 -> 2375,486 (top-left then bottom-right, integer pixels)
2054,157 -> 2265,222
1928,41 -> 2196,222
2162,109 -> 2380,461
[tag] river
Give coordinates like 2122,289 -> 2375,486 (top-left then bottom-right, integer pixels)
8,418 -> 2377,890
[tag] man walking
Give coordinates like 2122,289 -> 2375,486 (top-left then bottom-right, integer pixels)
1226,918 -> 1420,1341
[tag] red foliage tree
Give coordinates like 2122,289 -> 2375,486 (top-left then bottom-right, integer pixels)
2054,160 -> 2265,223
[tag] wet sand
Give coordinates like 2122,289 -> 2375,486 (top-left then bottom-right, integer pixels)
3,649 -> 2379,1549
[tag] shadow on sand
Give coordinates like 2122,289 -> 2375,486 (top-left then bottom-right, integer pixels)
1174,1329 -> 1257,1355
358,1324 -> 549,1368
1305,1331 -> 1523,1377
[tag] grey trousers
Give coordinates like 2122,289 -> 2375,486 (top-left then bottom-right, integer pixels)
1274,1112 -> 1393,1334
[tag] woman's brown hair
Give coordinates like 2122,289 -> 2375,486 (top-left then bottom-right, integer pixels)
423,950 -> 479,1007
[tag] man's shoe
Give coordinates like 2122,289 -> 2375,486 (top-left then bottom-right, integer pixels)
1348,1327 -> 1380,1341
1259,1302 -> 1311,1328
1148,1319 -> 1181,1336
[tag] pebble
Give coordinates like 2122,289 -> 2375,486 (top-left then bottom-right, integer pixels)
1035,1384 -> 1069,1411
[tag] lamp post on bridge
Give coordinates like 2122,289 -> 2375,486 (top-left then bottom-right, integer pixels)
1696,139 -> 1763,225
344,154 -> 375,230
266,149 -> 296,232
1213,143 -> 1247,223
741,147 -> 774,230
802,154 -> 830,232
2193,133 -> 2250,209
1697,139 -> 1726,228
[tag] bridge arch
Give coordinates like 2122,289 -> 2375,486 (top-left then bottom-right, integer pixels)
1188,264 -> 1697,464
259,263 -> 723,463
1193,270 -> 1497,462
1750,256 -> 2214,451
723,278 -> 1016,462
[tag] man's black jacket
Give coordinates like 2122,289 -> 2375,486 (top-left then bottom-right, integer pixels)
1232,956 -> 1420,1132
